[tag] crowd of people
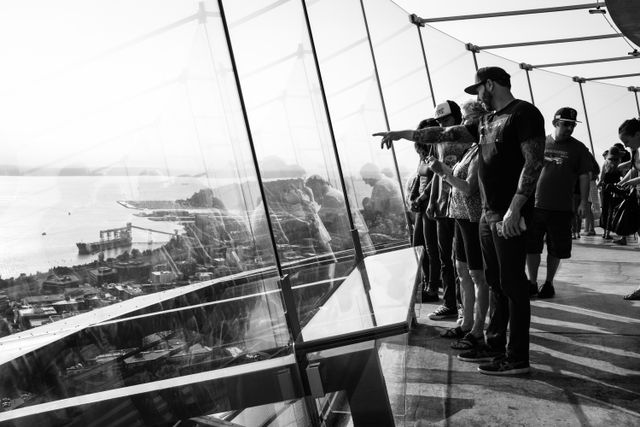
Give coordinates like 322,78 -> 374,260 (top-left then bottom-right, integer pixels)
374,66 -> 640,375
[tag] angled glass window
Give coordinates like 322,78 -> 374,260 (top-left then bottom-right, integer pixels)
307,0 -> 410,254
222,0 -> 359,263
419,25 -> 477,105
476,51 -> 534,105
528,69 -> 587,144
0,0 -> 284,339
364,0 -> 435,186
581,81 -> 639,157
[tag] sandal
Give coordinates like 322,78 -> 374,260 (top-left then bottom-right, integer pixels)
623,289 -> 640,301
451,333 -> 481,350
440,326 -> 469,339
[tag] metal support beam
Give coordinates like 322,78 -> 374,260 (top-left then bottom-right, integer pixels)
466,43 -> 480,71
413,3 -> 602,23
477,33 -> 623,50
300,0 -> 365,264
583,72 -> 640,81
531,55 -> 639,69
359,0 -> 411,238
573,77 -> 596,157
410,14 -> 436,107
520,63 -> 535,105
629,86 -> 640,116
216,0 -> 286,280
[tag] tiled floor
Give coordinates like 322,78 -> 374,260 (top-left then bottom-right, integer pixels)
394,230 -> 640,426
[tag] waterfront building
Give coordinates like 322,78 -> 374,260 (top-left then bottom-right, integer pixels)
41,274 -> 80,293
88,266 -> 118,285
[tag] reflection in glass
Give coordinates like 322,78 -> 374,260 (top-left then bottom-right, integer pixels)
0,0 -> 284,344
223,0 -> 357,264
0,275 -> 290,409
307,0 -> 410,253
364,0 -> 435,187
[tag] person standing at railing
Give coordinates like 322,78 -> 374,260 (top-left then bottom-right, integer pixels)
409,118 -> 443,303
525,107 -> 592,300
423,100 -> 491,351
617,118 -> 640,300
598,146 -> 623,240
425,101 -> 465,323
374,66 -> 545,376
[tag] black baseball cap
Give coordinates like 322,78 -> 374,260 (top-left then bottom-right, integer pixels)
554,107 -> 581,123
464,66 -> 511,95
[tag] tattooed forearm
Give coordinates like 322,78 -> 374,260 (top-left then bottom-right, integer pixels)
413,125 -> 476,146
516,137 -> 544,199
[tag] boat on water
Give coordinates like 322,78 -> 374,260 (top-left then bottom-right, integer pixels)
76,223 -> 133,255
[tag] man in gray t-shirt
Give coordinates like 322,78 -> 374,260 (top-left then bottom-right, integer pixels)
526,107 -> 592,299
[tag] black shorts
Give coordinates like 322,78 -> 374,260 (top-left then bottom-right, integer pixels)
454,218 -> 483,270
526,208 -> 573,259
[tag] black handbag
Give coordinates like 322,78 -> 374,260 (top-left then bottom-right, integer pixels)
611,189 -> 640,236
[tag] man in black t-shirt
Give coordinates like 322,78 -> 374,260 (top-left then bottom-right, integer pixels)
374,66 -> 545,376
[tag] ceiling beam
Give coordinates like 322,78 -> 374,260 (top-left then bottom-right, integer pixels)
531,55 -> 639,68
477,34 -> 622,50
414,3 -> 602,23
582,72 -> 640,81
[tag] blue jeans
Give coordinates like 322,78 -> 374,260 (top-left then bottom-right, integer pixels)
479,214 -> 531,362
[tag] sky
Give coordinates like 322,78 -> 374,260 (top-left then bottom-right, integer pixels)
0,0 -> 638,173
393,0 -> 640,155
393,0 -> 639,87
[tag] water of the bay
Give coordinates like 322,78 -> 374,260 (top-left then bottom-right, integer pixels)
0,175 -> 209,279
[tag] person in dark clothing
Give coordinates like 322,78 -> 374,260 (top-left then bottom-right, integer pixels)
409,118 -> 442,303
598,146 -> 623,239
374,66 -> 545,375
618,118 -> 640,300
426,101 -> 465,321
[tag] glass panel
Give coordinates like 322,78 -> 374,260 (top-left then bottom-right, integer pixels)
582,81 -> 639,158
301,247 -> 419,342
528,69 -> 587,144
364,0 -> 435,187
475,51 -> 533,105
0,0 -> 283,344
307,0 -> 410,254
0,275 -> 290,410
225,399 -> 312,426
222,0 -> 357,263
420,25 -> 477,106
0,0 -> 293,421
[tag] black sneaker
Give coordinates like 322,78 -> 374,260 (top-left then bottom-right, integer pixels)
537,281 -> 555,299
529,281 -> 538,298
478,357 -> 530,375
457,345 -> 504,363
427,305 -> 458,320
